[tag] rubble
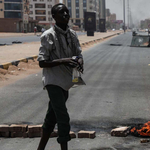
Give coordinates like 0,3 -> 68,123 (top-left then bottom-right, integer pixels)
140,139 -> 150,143
0,124 -> 94,139
78,130 -> 96,139
111,126 -> 130,137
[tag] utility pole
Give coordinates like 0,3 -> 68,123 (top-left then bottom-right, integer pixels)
21,0 -> 24,32
123,0 -> 126,33
127,0 -> 129,29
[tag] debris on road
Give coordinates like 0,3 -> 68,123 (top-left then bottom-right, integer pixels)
78,130 -> 96,139
12,41 -> 22,44
140,139 -> 150,143
111,126 -> 130,137
110,43 -> 122,46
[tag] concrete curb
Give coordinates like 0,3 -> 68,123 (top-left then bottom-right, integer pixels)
0,32 -> 120,70
0,55 -> 38,70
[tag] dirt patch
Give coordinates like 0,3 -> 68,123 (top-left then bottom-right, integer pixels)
0,59 -> 41,87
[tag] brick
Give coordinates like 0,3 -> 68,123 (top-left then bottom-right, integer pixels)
78,130 -> 96,139
23,132 -> 28,138
27,131 -> 42,138
28,125 -> 42,133
11,132 -> 28,138
0,125 -> 9,132
9,124 -> 27,132
140,139 -> 150,143
0,132 -> 10,137
11,132 -> 23,138
50,130 -> 58,138
111,126 -> 129,137
70,131 -> 76,139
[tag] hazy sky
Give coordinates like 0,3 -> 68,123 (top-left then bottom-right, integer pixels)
106,0 -> 150,25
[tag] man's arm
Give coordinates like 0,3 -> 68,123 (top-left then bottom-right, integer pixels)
39,58 -> 78,68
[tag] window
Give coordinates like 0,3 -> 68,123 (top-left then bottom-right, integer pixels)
76,9 -> 79,18
33,0 -> 37,1
29,5 -> 32,8
36,16 -> 46,21
4,0 -> 22,2
48,11 -> 51,15
5,3 -> 22,10
0,9 -> 3,11
83,0 -> 86,7
48,5 -> 52,8
76,0 -> 79,7
68,0 -> 71,7
68,0 -> 72,17
4,11 -> 21,18
0,1 -> 2,3
68,8 -> 72,17
35,4 -> 45,8
30,11 -> 33,14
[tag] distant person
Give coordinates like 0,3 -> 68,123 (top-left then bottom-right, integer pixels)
34,26 -> 37,35
37,3 -> 84,150
41,27 -> 46,34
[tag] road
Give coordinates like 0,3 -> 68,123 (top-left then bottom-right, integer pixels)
0,32 -> 86,44
1,32 -> 150,150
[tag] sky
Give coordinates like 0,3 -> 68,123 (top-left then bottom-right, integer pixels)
106,0 -> 150,26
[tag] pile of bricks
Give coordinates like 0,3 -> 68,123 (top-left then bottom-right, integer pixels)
0,124 -> 96,139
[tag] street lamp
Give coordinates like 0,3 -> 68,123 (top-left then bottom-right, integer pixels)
123,0 -> 126,33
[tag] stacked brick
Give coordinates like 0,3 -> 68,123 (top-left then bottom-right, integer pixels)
10,124 -> 28,138
0,124 -> 96,139
78,130 -> 96,139
0,125 -> 10,137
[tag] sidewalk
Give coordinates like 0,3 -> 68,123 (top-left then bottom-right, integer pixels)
0,32 -> 40,38
0,30 -> 123,69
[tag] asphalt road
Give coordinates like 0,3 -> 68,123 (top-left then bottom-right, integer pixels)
1,32 -> 150,150
0,32 -> 86,45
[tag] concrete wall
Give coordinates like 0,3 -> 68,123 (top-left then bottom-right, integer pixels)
0,18 -> 19,32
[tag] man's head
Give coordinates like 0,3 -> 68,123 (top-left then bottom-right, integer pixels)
51,3 -> 70,25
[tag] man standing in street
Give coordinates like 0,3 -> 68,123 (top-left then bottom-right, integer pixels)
37,3 -> 84,150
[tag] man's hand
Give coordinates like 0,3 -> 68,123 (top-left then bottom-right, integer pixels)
61,58 -> 78,68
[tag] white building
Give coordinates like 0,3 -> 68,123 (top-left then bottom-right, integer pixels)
29,0 -> 57,26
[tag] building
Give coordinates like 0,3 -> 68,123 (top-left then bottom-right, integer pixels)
0,0 -> 22,19
29,0 -> 55,26
0,0 -> 37,32
63,0 -> 100,31
141,19 -> 150,29
106,8 -> 110,21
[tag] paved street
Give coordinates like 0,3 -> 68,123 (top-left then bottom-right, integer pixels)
1,32 -> 150,149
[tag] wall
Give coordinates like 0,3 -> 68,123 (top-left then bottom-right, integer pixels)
0,18 -> 19,32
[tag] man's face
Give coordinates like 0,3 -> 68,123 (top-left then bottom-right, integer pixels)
53,5 -> 70,25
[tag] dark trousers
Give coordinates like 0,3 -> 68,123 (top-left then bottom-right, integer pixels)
42,85 -> 71,144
